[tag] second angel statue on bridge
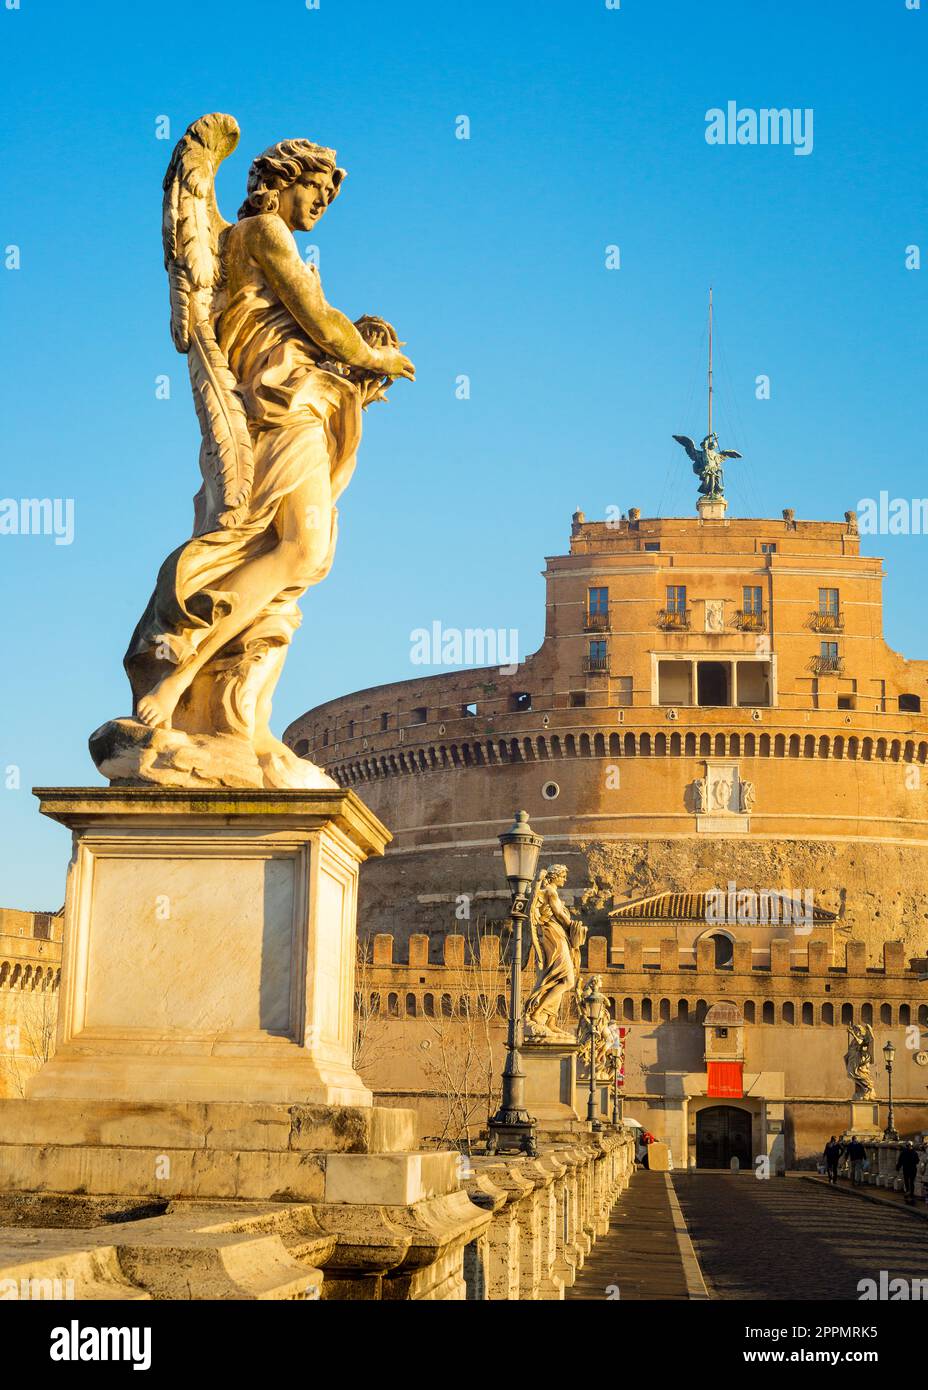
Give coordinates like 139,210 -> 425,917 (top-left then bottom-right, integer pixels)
90,113 -> 414,790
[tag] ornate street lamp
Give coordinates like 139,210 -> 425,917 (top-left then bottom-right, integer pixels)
487,810 -> 542,1158
581,977 -> 606,1132
607,1023 -> 624,1128
882,1039 -> 899,1141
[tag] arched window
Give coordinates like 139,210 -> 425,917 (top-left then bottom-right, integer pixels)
423,993 -> 435,1017
710,933 -> 734,968
677,998 -> 689,1021
623,997 -> 635,1020
762,1001 -> 774,1024
822,1002 -> 834,1025
899,1004 -> 911,1026
743,1000 -> 755,1023
405,993 -> 417,1017
659,998 -> 671,1021
801,1002 -> 813,1026
841,1003 -> 854,1024
640,997 -> 653,1022
782,1001 -> 795,1024
861,1002 -> 873,1024
441,993 -> 453,1017
879,1003 -> 892,1026
387,992 -> 399,1016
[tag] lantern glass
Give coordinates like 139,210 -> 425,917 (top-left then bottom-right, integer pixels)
883,1040 -> 896,1065
498,810 -> 542,898
583,982 -> 606,1023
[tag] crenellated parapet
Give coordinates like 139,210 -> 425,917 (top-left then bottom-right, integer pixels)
360,931 -> 928,1029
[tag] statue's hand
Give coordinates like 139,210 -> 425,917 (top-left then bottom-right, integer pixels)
370,344 -> 415,381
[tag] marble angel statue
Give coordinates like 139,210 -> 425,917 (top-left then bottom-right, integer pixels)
844,1022 -> 876,1100
523,864 -> 582,1042
90,113 -> 414,790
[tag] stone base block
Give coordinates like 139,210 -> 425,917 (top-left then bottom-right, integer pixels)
843,1101 -> 882,1139
522,1041 -> 581,1124
0,1099 -> 422,1202
30,788 -> 390,1108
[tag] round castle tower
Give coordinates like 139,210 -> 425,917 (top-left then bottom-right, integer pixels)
284,505 -> 928,969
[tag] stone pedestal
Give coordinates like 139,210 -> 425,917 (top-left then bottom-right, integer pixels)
28,787 -> 383,1107
696,497 -> 727,521
844,1100 -> 882,1139
522,1040 -> 582,1126
0,787 -> 450,1203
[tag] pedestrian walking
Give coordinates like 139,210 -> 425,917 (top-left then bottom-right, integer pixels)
846,1135 -> 866,1185
897,1140 -> 919,1204
823,1135 -> 842,1185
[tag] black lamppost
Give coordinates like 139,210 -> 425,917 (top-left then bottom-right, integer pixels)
882,1039 -> 899,1141
487,810 -> 542,1158
581,977 -> 606,1133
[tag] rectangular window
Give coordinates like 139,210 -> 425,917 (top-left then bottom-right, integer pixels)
819,587 -> 839,616
588,586 -> 608,615
589,639 -> 606,662
821,641 -> 839,661
837,695 -> 854,710
347,719 -> 355,739
666,585 -> 687,613
410,706 -> 427,725
568,691 -> 586,708
760,542 -> 777,554
644,542 -> 660,552
380,712 -> 390,731
743,586 -> 762,615
462,701 -> 478,717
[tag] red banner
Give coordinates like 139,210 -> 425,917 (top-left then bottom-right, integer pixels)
707,1061 -> 743,1098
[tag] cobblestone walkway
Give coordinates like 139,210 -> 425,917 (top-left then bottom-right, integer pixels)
567,1170 -> 692,1300
672,1173 -> 928,1300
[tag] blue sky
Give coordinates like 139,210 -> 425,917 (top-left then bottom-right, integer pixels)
1,0 -> 926,907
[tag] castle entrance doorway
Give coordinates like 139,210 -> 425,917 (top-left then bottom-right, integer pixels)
696,1105 -> 752,1169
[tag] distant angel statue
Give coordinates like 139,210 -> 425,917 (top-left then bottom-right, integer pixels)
672,432 -> 742,500
90,114 -> 414,790
844,1022 -> 876,1100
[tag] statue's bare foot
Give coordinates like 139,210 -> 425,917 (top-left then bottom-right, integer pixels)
136,674 -> 184,730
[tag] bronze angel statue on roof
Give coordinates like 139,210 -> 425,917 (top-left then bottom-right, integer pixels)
90,114 -> 414,790
672,432 -> 742,500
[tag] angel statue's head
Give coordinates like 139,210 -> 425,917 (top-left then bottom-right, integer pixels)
544,864 -> 569,887
238,139 -> 346,231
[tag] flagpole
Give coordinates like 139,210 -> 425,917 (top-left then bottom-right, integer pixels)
708,286 -> 713,438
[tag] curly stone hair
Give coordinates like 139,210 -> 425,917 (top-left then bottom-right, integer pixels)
237,138 -> 346,220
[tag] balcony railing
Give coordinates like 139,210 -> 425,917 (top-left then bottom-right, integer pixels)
811,655 -> 844,675
657,608 -> 691,631
809,610 -> 845,632
733,609 -> 766,632
584,610 -> 610,632
583,655 -> 609,673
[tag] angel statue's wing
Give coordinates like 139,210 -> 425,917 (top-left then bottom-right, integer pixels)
720,449 -> 743,460
672,435 -> 700,463
162,112 -> 255,530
